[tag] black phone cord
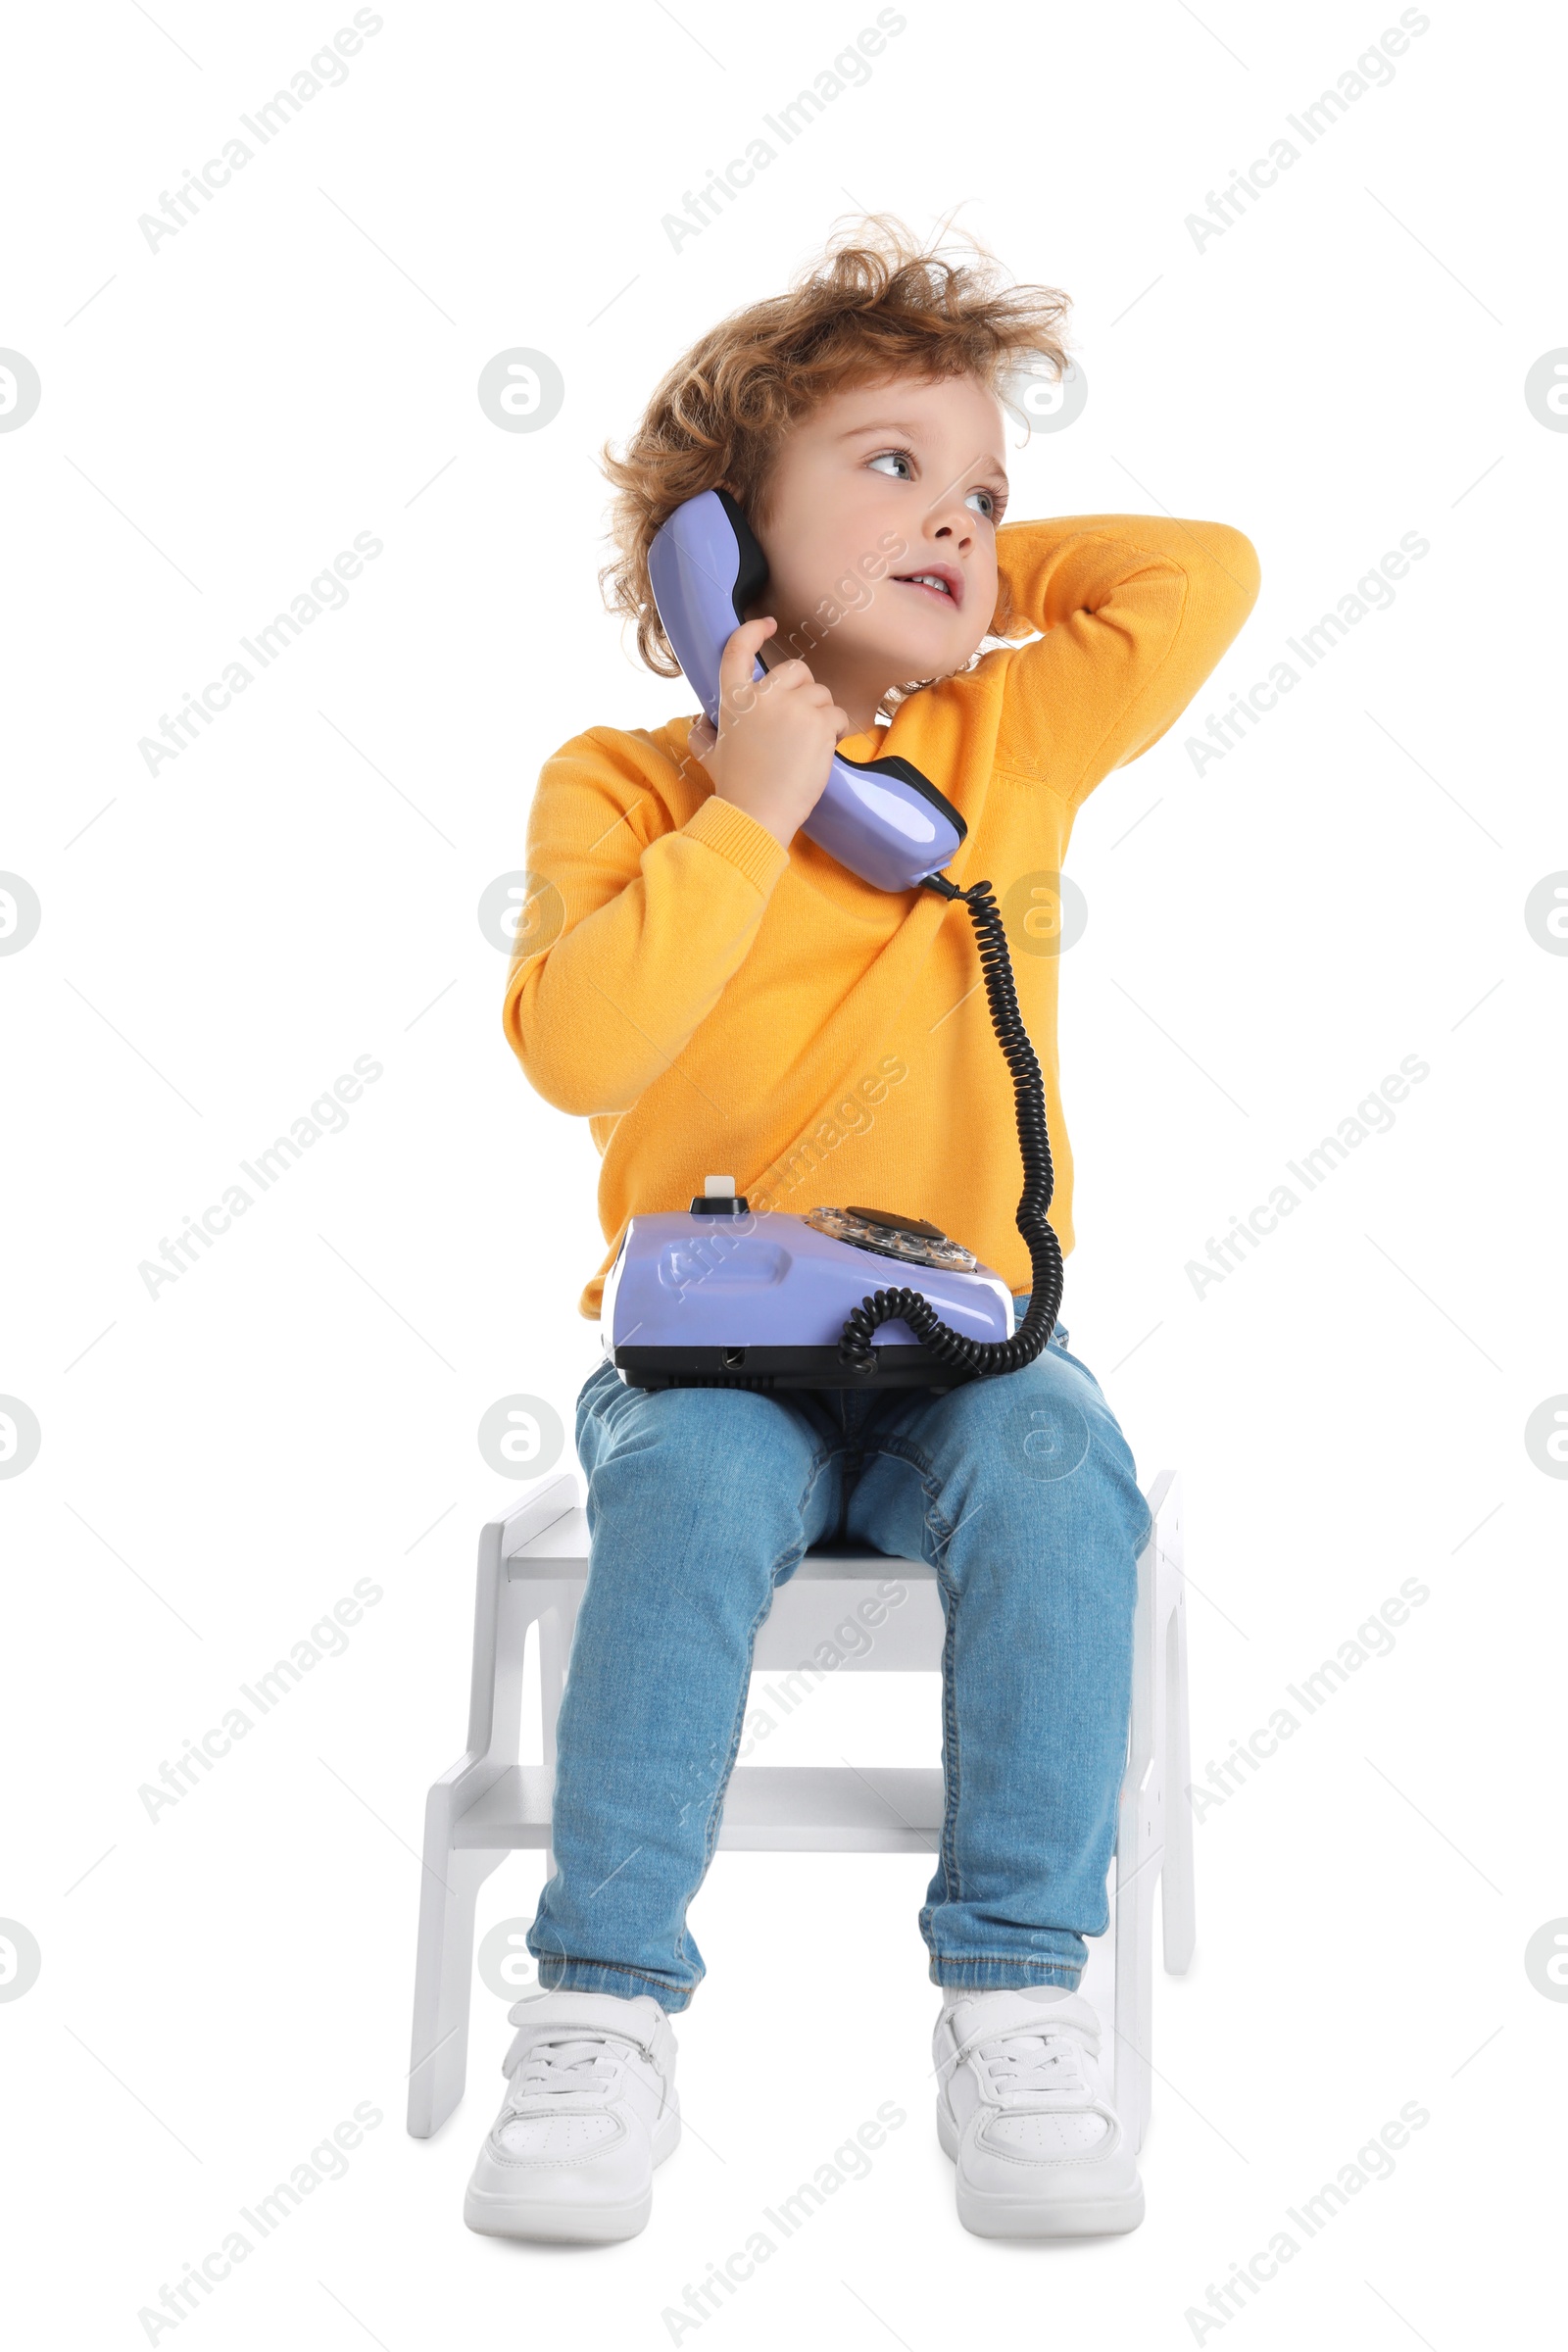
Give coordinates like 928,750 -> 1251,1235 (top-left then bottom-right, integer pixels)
835,873 -> 1064,1382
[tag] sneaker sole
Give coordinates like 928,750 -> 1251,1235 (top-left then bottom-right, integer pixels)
464,2109 -> 680,2245
937,2096 -> 1145,2238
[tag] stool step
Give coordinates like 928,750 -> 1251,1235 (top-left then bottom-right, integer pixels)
453,1764 -> 946,1853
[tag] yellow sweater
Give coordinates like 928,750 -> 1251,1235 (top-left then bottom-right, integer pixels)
505,514 -> 1261,1320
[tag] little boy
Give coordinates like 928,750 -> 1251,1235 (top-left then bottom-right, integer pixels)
467,221 -> 1259,2245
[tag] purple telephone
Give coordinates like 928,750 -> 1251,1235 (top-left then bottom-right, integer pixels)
647,487 -> 966,892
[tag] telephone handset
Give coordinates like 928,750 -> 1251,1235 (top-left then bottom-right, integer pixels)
647,486 -> 965,893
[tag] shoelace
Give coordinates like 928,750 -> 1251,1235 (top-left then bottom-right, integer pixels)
973,2022 -> 1094,2104
507,2032 -> 630,2105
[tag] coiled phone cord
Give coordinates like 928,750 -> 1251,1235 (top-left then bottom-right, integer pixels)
835,872 -> 1064,1382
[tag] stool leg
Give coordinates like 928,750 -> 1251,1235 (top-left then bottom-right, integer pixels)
1112,1525 -> 1157,2153
1160,1522 -> 1197,1977
1113,1810 -> 1157,2154
538,1598 -> 572,1771
537,1596 -> 574,1884
407,1805 -> 508,2137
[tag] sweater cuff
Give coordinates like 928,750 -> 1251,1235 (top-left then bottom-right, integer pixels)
682,791 -> 791,893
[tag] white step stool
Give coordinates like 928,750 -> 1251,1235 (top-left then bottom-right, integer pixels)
407,1466 -> 1193,2145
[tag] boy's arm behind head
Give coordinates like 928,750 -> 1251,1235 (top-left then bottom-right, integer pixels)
986,514 -> 1261,805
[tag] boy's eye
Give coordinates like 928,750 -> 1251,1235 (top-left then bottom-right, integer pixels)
866,448 -> 1004,518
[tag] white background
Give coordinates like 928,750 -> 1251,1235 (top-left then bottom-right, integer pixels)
3,1 -> 1565,2344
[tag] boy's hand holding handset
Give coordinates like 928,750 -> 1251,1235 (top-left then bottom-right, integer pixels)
685,615 -> 848,855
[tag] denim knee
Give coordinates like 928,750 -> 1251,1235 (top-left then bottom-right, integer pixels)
923,1352 -> 1150,1567
574,1367 -> 823,1584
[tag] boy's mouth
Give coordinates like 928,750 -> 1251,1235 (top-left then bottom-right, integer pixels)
891,564 -> 963,610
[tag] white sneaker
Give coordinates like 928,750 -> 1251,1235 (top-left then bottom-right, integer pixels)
464,1986 -> 681,2243
933,1989 -> 1144,2237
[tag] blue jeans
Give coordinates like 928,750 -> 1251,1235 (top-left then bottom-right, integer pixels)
526,1300 -> 1154,2012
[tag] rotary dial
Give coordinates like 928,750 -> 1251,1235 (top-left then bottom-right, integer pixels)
804,1203 -> 979,1273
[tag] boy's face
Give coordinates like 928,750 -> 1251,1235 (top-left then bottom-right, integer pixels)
742,370 -> 1009,710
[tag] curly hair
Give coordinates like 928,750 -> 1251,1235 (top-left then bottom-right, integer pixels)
598,215 -> 1073,680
